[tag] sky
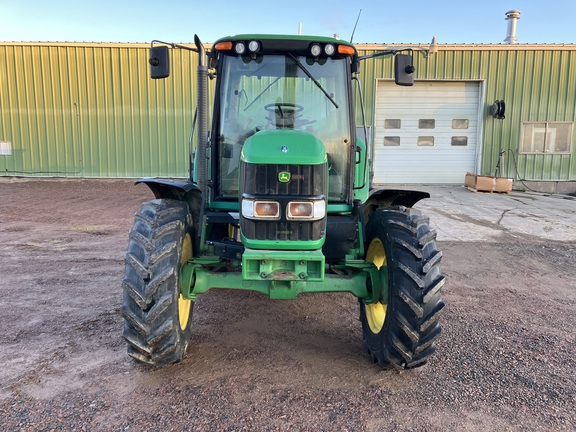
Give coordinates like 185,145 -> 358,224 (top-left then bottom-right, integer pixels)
1,1 -> 575,45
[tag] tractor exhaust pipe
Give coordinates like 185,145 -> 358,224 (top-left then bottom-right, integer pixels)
195,34 -> 208,198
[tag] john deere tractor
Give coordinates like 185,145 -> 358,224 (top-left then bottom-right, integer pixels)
122,34 -> 445,369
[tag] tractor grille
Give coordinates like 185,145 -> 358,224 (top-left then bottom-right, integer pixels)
242,163 -> 325,196
240,163 -> 326,243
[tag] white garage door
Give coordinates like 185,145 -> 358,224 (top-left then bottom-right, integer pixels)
373,80 -> 481,183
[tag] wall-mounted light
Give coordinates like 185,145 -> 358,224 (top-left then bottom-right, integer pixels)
426,36 -> 438,58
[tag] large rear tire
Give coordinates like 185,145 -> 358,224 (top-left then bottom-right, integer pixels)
360,206 -> 445,369
122,199 -> 194,366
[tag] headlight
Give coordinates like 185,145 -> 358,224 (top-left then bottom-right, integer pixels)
234,42 -> 246,55
248,40 -> 260,52
255,201 -> 280,218
242,199 -> 280,219
287,200 -> 325,220
310,44 -> 322,57
288,202 -> 313,218
324,44 -> 335,56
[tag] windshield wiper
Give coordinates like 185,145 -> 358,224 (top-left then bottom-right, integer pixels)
286,53 -> 339,109
243,76 -> 282,112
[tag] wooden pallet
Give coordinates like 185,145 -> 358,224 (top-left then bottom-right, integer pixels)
467,186 -> 510,194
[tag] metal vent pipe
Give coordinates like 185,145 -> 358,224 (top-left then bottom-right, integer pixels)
504,10 -> 521,44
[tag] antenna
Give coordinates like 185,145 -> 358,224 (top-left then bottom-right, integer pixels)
350,9 -> 362,43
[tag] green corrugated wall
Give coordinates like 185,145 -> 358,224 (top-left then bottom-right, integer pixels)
0,42 -> 209,177
355,44 -> 576,181
1,42 -> 575,181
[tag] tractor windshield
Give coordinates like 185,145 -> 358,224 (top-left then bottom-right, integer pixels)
217,54 -> 352,202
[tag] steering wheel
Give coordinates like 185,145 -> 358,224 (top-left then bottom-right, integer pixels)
264,103 -> 304,118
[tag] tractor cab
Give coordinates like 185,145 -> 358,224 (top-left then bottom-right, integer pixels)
211,36 -> 356,206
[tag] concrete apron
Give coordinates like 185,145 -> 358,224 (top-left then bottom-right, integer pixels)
389,185 -> 576,243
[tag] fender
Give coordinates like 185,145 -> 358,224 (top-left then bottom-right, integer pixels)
136,178 -> 201,200
136,178 -> 203,253
362,188 -> 430,228
366,188 -> 430,208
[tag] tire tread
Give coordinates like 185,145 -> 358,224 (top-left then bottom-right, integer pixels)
122,199 -> 193,366
359,206 -> 445,370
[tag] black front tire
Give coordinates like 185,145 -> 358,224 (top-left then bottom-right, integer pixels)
122,199 -> 194,366
360,206 -> 445,369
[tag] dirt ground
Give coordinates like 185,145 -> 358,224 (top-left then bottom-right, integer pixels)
0,179 -> 575,431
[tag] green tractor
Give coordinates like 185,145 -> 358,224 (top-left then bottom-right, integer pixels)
122,34 -> 445,369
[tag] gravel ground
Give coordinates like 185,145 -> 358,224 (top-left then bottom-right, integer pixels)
0,179 -> 574,431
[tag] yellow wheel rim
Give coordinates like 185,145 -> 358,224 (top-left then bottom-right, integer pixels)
178,233 -> 193,331
365,238 -> 387,334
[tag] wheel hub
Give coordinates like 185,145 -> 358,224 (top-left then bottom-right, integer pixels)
178,233 -> 193,331
365,237 -> 387,334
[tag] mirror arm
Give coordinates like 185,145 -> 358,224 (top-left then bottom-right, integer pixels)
151,40 -> 199,53
358,48 -> 419,62
357,50 -> 395,61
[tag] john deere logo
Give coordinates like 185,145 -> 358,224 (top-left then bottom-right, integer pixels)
278,171 -> 291,183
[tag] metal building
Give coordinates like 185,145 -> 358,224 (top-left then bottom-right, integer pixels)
1,41 -> 575,193
0,42 -> 206,178
357,42 -> 576,194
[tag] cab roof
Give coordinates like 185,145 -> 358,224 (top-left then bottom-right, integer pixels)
213,34 -> 357,57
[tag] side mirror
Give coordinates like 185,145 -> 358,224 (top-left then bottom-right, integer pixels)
149,46 -> 170,79
394,54 -> 414,86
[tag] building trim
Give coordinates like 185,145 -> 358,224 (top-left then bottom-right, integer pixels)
2,41 -> 576,51
357,43 -> 576,52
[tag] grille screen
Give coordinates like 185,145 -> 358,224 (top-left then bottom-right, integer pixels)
242,163 -> 325,196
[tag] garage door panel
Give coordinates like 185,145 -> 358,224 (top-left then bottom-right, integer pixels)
377,105 -> 479,114
374,80 -> 480,184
